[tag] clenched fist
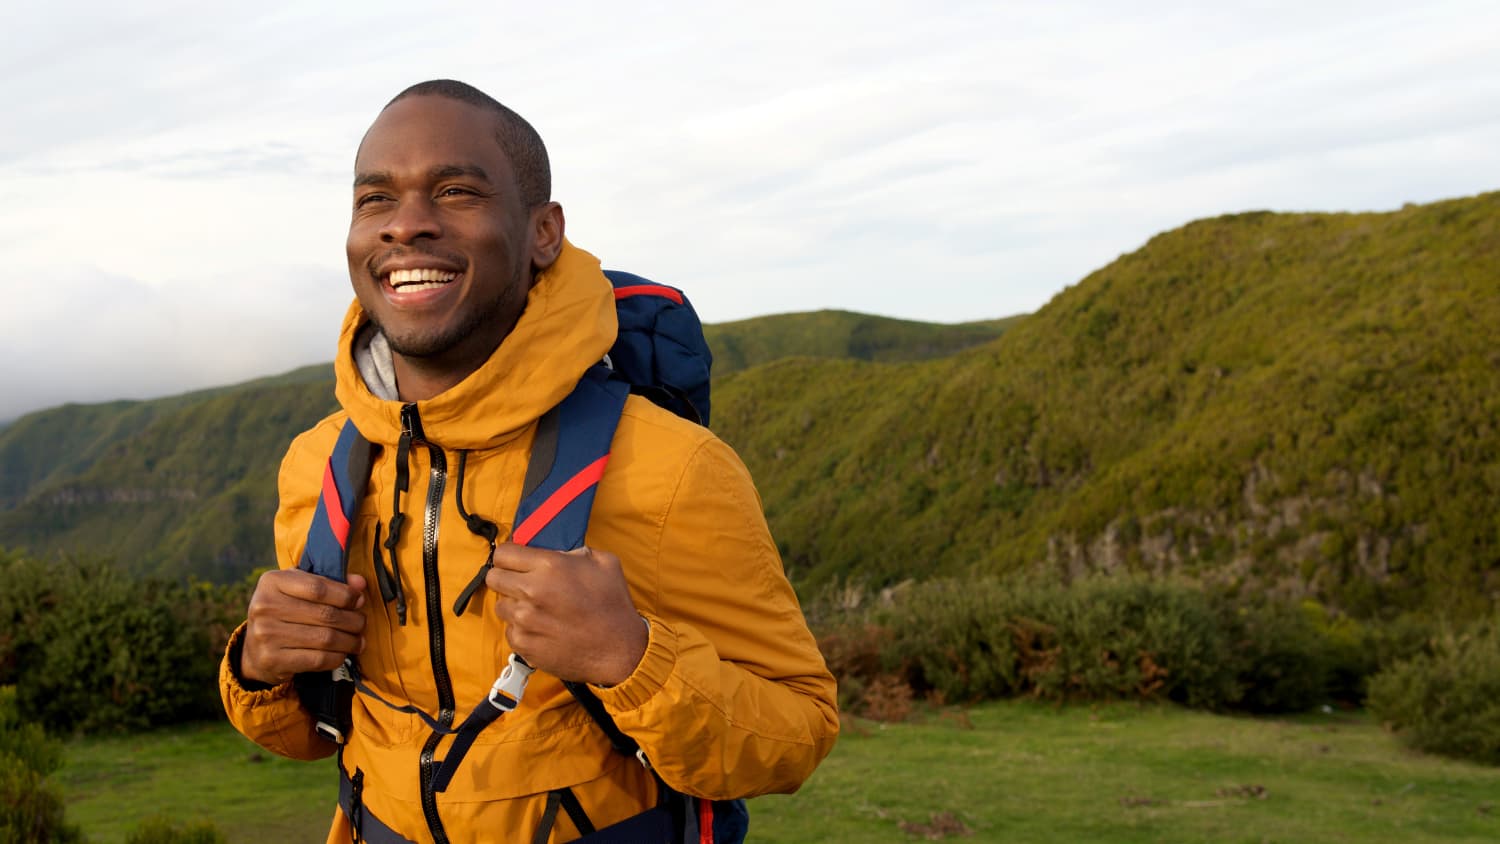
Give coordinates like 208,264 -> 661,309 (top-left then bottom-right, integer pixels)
485,544 -> 648,686
240,570 -> 368,686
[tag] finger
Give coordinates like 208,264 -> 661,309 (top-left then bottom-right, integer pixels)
275,570 -> 366,609
491,542 -> 544,573
250,593 -> 367,635
346,573 -> 369,609
485,568 -> 532,602
256,617 -> 366,654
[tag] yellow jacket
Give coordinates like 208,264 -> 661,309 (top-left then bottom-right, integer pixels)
219,242 -> 839,842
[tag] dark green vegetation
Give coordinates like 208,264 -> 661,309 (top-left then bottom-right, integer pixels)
2,687 -> 84,842
717,192 -> 1500,620
57,703 -> 1500,843
1368,621 -> 1500,765
816,571 -> 1499,763
0,550 -> 246,735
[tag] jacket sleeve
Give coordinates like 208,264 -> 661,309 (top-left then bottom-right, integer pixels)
218,429 -> 338,761
589,436 -> 839,799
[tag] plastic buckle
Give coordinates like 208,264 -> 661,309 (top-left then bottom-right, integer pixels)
635,748 -> 652,770
315,720 -> 346,745
488,653 -> 535,711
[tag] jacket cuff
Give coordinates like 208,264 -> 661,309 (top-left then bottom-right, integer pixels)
591,613 -> 677,712
220,621 -> 294,702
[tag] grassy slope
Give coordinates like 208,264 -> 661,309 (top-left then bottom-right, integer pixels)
60,702 -> 1500,843
713,192 -> 1500,618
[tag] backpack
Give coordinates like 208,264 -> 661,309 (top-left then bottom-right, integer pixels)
292,270 -> 749,843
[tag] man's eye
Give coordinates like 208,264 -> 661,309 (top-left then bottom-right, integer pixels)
439,186 -> 475,197
355,194 -> 390,208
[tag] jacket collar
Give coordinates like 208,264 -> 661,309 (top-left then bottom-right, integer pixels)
333,239 -> 618,451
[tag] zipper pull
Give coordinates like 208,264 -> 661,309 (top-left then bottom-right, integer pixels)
399,402 -> 426,444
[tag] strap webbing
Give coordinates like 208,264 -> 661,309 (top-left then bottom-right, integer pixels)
511,365 -> 628,552
298,422 -> 373,580
339,765 -> 417,844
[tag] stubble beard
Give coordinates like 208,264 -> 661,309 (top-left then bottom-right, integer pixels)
371,274 -> 529,364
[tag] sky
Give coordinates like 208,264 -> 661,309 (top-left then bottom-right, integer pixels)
2,1 -> 1497,423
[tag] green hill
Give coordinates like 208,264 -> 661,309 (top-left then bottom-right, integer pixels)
2,192 -> 1495,620
0,364 -> 332,512
713,192 -> 1499,619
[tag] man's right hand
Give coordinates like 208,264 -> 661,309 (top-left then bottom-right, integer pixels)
239,570 -> 368,686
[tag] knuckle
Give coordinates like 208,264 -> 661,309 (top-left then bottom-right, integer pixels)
316,626 -> 343,651
315,604 -> 341,627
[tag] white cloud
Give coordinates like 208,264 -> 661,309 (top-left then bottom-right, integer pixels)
2,0 -> 1498,420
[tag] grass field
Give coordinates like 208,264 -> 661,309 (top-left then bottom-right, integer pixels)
60,701 -> 1499,843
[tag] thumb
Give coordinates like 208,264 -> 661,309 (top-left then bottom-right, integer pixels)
346,573 -> 369,609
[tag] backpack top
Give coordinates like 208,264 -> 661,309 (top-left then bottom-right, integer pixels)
605,270 -> 713,427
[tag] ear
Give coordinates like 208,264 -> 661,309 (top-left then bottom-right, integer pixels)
528,202 -> 566,283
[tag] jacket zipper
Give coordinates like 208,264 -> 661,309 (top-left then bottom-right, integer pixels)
402,403 -> 456,844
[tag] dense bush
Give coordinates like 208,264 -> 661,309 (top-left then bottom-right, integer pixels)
1368,621 -> 1500,765
0,686 -> 84,843
1207,593 -> 1335,713
0,549 -> 250,733
815,573 -> 1371,717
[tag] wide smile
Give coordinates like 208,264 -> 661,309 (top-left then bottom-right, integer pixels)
385,267 -> 460,292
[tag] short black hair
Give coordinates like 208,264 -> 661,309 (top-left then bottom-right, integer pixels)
387,79 -> 551,208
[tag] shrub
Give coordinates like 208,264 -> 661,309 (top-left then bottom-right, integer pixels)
0,686 -> 84,843
878,577 -> 1023,702
1020,576 -> 1237,708
816,620 -> 898,716
809,572 -> 1389,718
1210,591 -> 1335,713
0,550 -> 249,733
875,574 -> 1241,708
1368,621 -> 1500,765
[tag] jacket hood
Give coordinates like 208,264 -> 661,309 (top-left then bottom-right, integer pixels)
333,239 -> 618,450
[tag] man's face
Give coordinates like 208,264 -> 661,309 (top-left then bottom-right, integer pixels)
346,95 -> 534,366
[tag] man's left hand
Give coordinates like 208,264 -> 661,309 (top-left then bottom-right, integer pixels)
485,543 -> 648,686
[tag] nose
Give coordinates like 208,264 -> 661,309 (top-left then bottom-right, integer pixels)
380,194 -> 442,244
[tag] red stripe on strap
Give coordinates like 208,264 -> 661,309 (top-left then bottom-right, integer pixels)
699,798 -> 714,844
613,284 -> 683,305
512,455 -> 611,546
321,458 -> 350,551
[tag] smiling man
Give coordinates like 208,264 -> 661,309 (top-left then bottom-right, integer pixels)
219,81 -> 838,843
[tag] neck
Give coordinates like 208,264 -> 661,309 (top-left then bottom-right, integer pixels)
388,312 -> 522,402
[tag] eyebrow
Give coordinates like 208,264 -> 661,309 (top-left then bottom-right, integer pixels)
353,164 -> 492,189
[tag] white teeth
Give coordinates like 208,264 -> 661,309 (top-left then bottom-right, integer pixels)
398,281 -> 446,292
388,268 -> 459,287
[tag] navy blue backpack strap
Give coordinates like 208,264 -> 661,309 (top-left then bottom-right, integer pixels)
512,364 -> 747,843
297,420 -> 373,581
293,420 -> 373,745
604,270 -> 713,427
512,364 -> 629,550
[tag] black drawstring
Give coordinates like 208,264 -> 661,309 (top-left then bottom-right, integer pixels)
377,424 -> 413,625
452,449 -> 501,616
